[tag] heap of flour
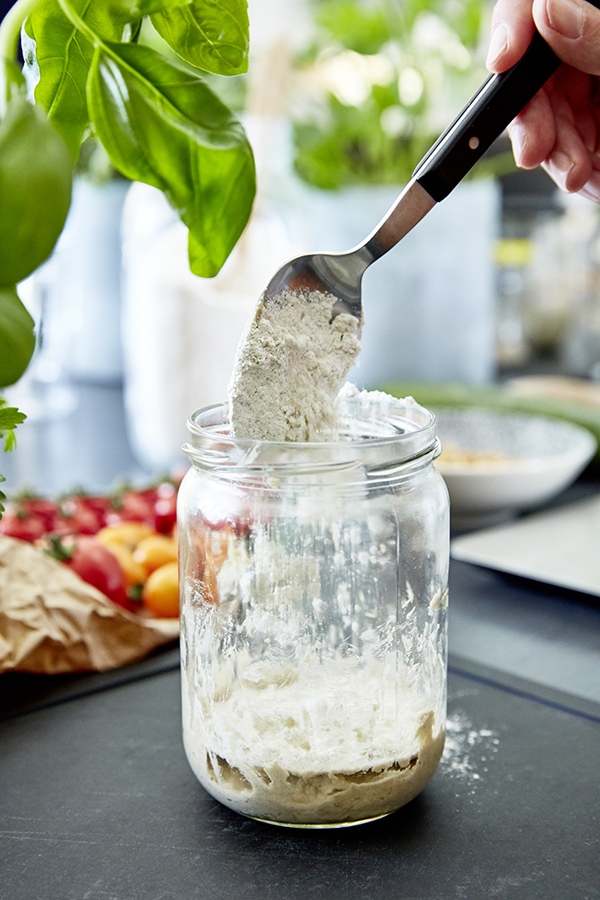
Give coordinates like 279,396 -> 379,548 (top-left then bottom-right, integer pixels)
228,287 -> 362,441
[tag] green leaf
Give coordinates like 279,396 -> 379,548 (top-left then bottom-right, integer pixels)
0,397 -> 25,516
23,0 -> 123,158
0,399 -> 27,441
87,41 -> 255,276
0,288 -> 36,388
1,57 -> 27,108
0,95 -> 73,286
151,0 -> 249,76
101,0 -> 183,20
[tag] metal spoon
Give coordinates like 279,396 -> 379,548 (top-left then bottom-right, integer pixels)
260,26 -> 590,322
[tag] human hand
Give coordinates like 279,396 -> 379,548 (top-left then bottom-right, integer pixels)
486,0 -> 600,201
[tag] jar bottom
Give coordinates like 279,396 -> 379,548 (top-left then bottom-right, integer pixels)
247,812 -> 393,829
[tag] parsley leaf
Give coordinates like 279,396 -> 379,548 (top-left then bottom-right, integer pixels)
0,396 -> 26,516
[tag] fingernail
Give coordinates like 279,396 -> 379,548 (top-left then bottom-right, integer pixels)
545,0 -> 584,39
579,171 -> 600,202
486,23 -> 509,68
508,122 -> 526,165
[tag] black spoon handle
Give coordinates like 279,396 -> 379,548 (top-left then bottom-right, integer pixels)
413,1 -> 600,202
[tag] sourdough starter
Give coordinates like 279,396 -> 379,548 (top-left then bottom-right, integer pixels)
182,656 -> 445,826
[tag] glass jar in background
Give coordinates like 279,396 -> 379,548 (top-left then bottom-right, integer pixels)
178,392 -> 449,828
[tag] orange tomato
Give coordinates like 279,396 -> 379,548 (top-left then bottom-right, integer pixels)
142,561 -> 179,618
133,534 -> 178,575
96,522 -> 154,550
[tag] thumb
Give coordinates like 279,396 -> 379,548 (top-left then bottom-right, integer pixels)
533,0 -> 600,74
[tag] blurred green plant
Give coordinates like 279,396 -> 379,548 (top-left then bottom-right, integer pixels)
291,0 -> 512,189
0,0 -> 255,512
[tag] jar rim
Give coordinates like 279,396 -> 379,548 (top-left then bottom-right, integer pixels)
183,393 -> 438,475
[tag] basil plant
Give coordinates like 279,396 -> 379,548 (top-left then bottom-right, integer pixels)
0,0 -> 256,389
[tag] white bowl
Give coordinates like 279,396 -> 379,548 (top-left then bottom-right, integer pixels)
433,408 -> 597,525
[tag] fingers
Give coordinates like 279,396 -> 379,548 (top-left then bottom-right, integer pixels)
487,0 -> 600,202
487,0 -> 536,71
533,0 -> 600,75
488,0 -> 600,74
507,90 -> 557,168
510,71 -> 598,192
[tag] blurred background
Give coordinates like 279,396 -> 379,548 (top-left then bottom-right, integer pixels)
4,0 -> 600,475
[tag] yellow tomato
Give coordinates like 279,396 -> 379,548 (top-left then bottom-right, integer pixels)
133,534 -> 178,575
103,541 -> 146,588
96,522 -> 154,550
142,561 -> 179,618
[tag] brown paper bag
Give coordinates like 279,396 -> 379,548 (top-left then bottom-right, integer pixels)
0,535 -> 179,674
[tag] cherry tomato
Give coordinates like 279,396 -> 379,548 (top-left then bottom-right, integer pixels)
67,493 -> 111,528
133,534 -> 178,575
106,489 -> 155,527
0,505 -> 47,542
53,499 -> 103,536
153,482 -> 177,534
96,521 -> 155,550
13,495 -> 59,531
47,535 -> 131,611
102,540 -> 146,589
142,561 -> 179,618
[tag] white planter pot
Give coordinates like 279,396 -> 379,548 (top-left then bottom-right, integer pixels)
50,178 -> 129,383
305,180 -> 500,388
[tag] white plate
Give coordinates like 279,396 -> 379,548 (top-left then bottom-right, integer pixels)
434,408 -> 597,525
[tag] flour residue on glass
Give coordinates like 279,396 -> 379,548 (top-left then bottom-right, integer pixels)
228,287 -> 362,442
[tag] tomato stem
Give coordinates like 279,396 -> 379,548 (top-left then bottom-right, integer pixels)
45,533 -> 74,562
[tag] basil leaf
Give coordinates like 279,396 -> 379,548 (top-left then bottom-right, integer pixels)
0,96 -> 72,286
151,0 -> 249,75
1,57 -> 27,107
0,288 -> 36,388
23,0 -> 122,158
88,41 -> 255,276
102,0 -> 184,20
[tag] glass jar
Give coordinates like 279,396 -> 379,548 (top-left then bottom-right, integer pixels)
178,391 -> 449,828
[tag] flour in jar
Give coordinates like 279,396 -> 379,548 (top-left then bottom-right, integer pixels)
228,288 -> 362,441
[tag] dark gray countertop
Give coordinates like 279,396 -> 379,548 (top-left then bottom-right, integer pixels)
1,657 -> 598,900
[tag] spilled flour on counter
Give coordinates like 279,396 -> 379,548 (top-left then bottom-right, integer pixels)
228,288 -> 362,441
440,710 -> 499,792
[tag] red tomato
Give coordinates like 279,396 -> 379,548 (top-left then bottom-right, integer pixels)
0,505 -> 47,542
107,489 -> 155,527
68,494 -> 111,526
14,496 -> 59,531
53,499 -> 103,536
48,535 -> 132,611
153,482 -> 177,534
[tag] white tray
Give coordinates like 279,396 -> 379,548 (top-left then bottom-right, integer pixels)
451,494 -> 600,596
